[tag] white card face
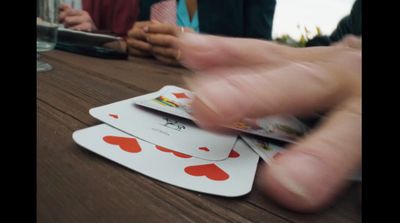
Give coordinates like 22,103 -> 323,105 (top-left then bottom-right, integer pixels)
240,135 -> 284,164
135,85 -> 194,119
72,124 -> 259,197
89,92 -> 237,161
135,86 -> 309,143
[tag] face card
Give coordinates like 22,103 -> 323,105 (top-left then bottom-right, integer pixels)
89,92 -> 237,161
135,86 -> 309,143
240,135 -> 285,164
230,116 -> 309,143
135,85 -> 194,119
72,124 -> 259,197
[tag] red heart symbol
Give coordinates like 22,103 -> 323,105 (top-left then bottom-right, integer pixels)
109,114 -> 119,119
184,164 -> 229,181
199,147 -> 209,152
155,145 -> 192,158
103,136 -> 141,153
228,150 -> 240,158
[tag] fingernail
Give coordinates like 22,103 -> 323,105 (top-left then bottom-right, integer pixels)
268,152 -> 330,204
143,26 -> 149,32
270,164 -> 310,200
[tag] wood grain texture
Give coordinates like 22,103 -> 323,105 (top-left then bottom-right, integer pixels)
37,50 -> 361,223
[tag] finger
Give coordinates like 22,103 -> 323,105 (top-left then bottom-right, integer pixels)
64,8 -> 84,17
152,46 -> 180,60
144,23 -> 179,36
63,15 -> 86,28
178,33 -> 355,71
59,7 -> 73,22
126,38 -> 152,52
69,23 -> 92,32
103,40 -> 127,53
59,3 -> 71,11
131,20 -> 155,29
127,28 -> 148,41
146,34 -> 177,47
257,97 -> 361,212
154,55 -> 181,66
59,11 -> 68,22
333,35 -> 362,50
150,20 -> 161,24
178,33 -> 295,71
128,47 -> 153,57
187,62 -> 349,128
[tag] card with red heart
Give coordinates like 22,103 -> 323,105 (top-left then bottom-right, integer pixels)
89,91 -> 237,161
73,124 -> 259,197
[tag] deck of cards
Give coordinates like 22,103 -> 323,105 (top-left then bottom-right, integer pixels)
73,86 -> 309,197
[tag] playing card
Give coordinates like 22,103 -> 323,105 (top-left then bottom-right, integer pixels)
72,124 -> 259,197
89,92 -> 237,161
135,85 -> 193,119
135,86 -> 309,143
150,0 -> 177,24
231,116 -> 308,143
241,135 -> 285,164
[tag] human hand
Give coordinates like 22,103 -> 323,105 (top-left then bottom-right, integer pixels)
144,22 -> 192,66
178,33 -> 361,212
59,3 -> 97,32
126,21 -> 155,57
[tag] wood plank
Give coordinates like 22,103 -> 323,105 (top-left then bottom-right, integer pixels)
37,100 -> 291,223
37,50 -> 361,223
41,50 -> 189,92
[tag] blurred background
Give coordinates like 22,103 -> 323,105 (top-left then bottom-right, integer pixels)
273,0 -> 356,41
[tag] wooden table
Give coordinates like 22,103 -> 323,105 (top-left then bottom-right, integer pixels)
37,50 -> 361,223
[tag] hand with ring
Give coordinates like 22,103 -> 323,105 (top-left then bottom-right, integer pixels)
144,22 -> 193,66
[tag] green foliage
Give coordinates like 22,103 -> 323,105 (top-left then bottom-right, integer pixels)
274,25 -> 324,47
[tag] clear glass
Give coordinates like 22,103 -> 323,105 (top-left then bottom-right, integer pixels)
37,0 -> 59,72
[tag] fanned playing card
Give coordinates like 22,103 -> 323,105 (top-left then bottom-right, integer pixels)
73,124 -> 259,197
240,135 -> 285,164
89,92 -> 237,161
135,86 -> 309,143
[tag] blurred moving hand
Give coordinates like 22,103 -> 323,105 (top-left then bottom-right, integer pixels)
178,33 -> 361,212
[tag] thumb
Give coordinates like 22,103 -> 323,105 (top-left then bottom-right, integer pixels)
257,98 -> 361,212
